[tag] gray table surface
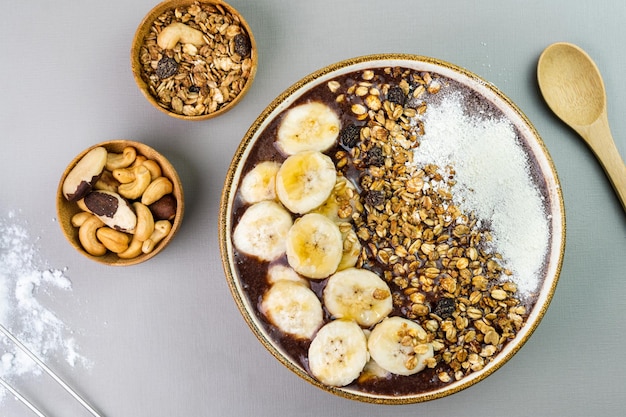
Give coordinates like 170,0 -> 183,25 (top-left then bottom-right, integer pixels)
1,0 -> 625,416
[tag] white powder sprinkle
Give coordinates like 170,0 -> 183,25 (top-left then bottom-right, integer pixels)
0,211 -> 86,402
413,93 -> 550,295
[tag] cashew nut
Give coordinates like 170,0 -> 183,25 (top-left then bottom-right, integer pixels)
117,236 -> 144,259
112,164 -> 142,184
71,211 -> 93,227
96,227 -> 130,254
141,159 -> 162,181
131,155 -> 147,167
105,146 -> 137,171
76,198 -> 89,212
157,22 -> 206,50
94,169 -> 120,193
78,215 -> 106,256
141,176 -> 173,205
142,220 -> 172,254
133,202 -> 155,242
118,165 -> 152,200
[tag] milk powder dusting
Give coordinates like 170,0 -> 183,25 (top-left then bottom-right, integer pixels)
412,92 -> 550,296
0,211 -> 84,403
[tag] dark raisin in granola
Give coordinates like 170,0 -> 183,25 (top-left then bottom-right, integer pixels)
364,190 -> 385,207
339,124 -> 361,148
434,297 -> 455,319
366,146 -> 385,167
387,86 -> 406,106
234,34 -> 251,57
155,56 -> 178,79
189,85 -> 201,93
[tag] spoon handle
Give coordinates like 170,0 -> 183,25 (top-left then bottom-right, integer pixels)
577,112 -> 626,212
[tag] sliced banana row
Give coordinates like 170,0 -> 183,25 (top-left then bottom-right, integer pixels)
234,103 -> 354,277
233,101 -> 434,387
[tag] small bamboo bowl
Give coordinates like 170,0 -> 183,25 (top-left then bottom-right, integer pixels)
130,0 -> 257,120
57,140 -> 185,266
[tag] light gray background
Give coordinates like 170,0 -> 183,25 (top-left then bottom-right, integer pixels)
1,0 -> 625,416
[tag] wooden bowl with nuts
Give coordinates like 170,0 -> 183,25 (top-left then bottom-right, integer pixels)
130,0 -> 257,120
57,140 -> 184,266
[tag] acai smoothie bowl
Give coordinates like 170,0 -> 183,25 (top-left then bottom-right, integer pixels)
219,54 -> 565,404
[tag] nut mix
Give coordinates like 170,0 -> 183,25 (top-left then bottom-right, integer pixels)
138,1 -> 254,117
62,146 -> 177,259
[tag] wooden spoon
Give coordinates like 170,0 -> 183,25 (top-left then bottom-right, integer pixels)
537,42 -> 626,211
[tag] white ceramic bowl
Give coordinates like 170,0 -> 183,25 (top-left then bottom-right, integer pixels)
219,54 -> 565,403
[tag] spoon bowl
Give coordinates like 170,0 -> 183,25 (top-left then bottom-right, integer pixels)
538,42 -> 626,211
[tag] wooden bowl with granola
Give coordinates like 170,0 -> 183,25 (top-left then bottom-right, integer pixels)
219,54 -> 566,403
57,140 -> 184,266
131,0 -> 257,120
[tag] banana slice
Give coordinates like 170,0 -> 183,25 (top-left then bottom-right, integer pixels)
275,150 -> 337,215
311,176 -> 358,223
308,319 -> 368,387
276,101 -> 341,155
232,200 -> 293,262
367,317 -> 434,376
260,280 -> 323,340
239,160 -> 281,204
285,213 -> 343,279
358,358 -> 391,384
266,263 -> 309,286
310,176 -> 361,271
336,224 -> 362,271
323,267 -> 393,327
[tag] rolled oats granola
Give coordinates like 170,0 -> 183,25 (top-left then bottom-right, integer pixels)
138,1 -> 254,116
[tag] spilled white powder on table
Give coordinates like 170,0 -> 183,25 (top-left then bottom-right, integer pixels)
413,92 -> 550,295
0,211 -> 85,403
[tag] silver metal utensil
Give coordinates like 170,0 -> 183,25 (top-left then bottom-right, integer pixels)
0,323 -> 103,417
0,376 -> 46,417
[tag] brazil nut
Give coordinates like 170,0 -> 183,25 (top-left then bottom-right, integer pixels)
83,190 -> 137,233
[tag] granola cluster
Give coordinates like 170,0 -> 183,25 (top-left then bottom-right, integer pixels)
329,67 -> 529,382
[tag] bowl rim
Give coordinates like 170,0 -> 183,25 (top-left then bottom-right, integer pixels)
130,0 -> 258,121
218,53 -> 566,404
57,139 -> 185,266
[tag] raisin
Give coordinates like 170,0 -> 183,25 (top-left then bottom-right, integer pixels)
155,56 -> 178,79
364,190 -> 385,207
434,297 -> 455,319
189,85 -> 201,93
234,34 -> 251,57
366,146 -> 385,167
339,124 -> 361,148
387,86 -> 406,106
